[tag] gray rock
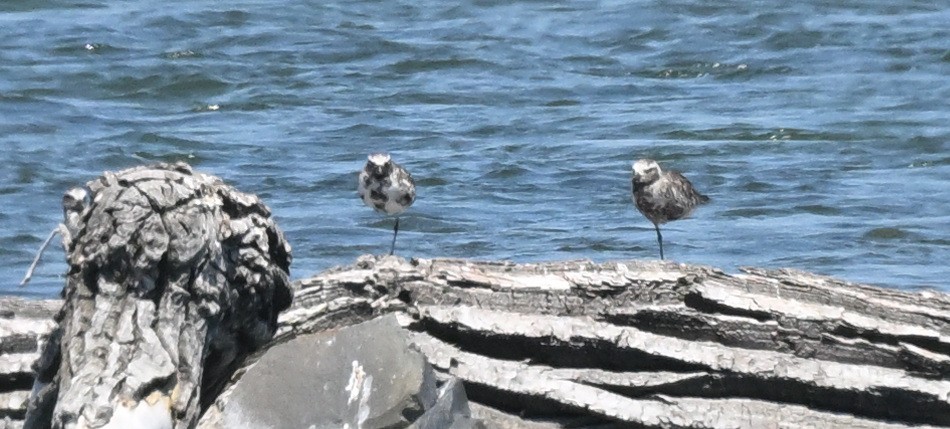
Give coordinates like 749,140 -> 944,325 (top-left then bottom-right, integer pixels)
202,315 -> 477,429
409,378 -> 483,429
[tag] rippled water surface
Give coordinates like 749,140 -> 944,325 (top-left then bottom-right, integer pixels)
1,0 -> 948,297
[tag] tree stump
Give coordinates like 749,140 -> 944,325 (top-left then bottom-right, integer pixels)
22,163 -> 292,429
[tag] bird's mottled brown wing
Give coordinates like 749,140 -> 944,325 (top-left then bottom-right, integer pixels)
392,163 -> 416,207
667,171 -> 709,206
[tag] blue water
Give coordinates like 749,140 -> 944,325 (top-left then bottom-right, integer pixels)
1,0 -> 948,297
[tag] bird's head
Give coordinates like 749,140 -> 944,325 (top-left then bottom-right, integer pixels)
366,153 -> 393,177
632,159 -> 662,185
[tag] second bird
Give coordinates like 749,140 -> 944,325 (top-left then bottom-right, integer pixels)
358,153 -> 416,255
631,159 -> 709,260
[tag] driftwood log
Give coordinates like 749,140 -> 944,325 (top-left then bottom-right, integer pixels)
280,256 -> 950,428
2,163 -> 949,428
5,256 -> 947,428
14,163 -> 292,429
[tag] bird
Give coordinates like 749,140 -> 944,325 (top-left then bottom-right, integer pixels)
631,159 -> 709,260
358,153 -> 416,255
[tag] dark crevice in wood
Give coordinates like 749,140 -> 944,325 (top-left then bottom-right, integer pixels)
148,248 -> 171,308
682,291 -> 773,322
594,372 -> 950,426
0,373 -> 35,393
32,327 -> 61,386
416,317 -> 709,374
133,182 -> 199,216
133,372 -> 178,402
602,310 -> 760,347
832,324 -> 950,359
0,407 -> 27,421
461,379 -> 626,427
602,311 -> 933,375
217,189 -> 269,219
441,278 -> 495,290
265,226 -> 291,275
81,265 -> 99,296
898,350 -> 950,380
396,289 -> 413,305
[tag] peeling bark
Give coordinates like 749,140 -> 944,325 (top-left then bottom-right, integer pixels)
19,163 -> 292,429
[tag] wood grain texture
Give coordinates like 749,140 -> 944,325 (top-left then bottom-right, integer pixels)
284,255 -> 950,428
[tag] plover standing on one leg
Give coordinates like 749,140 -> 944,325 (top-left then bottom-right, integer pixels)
358,153 -> 416,255
631,159 -> 709,260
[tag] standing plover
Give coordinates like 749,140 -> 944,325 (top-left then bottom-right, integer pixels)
358,153 -> 416,255
631,159 -> 709,260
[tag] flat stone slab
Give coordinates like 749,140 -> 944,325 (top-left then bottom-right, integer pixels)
204,314 -> 477,428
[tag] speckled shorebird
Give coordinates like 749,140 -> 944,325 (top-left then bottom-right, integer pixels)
358,153 -> 416,255
631,159 -> 709,260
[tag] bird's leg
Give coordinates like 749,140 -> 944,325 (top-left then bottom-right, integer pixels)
654,223 -> 664,260
390,217 -> 400,256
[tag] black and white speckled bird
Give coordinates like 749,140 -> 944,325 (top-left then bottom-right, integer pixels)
358,153 -> 416,255
631,159 -> 709,260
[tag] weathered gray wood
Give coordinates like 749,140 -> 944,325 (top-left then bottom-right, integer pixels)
1,418 -> 24,429
410,330 -> 936,429
281,255 -> 950,428
0,297 -> 57,425
17,163 -> 292,429
3,252 -> 949,427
